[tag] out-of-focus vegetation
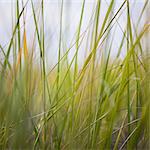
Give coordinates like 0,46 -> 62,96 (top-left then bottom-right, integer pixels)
0,0 -> 149,149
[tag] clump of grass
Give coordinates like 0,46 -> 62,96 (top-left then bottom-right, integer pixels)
0,0 -> 149,149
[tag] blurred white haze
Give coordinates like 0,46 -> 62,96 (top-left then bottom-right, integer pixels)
0,0 -> 149,68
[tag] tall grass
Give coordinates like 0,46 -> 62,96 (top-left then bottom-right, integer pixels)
0,0 -> 149,149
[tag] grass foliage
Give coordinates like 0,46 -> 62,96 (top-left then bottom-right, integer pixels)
0,0 -> 150,149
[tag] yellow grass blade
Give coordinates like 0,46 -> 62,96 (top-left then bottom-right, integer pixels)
23,30 -> 28,59
16,48 -> 22,71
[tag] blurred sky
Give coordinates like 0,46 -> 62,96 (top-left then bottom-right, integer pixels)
0,0 -> 149,67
